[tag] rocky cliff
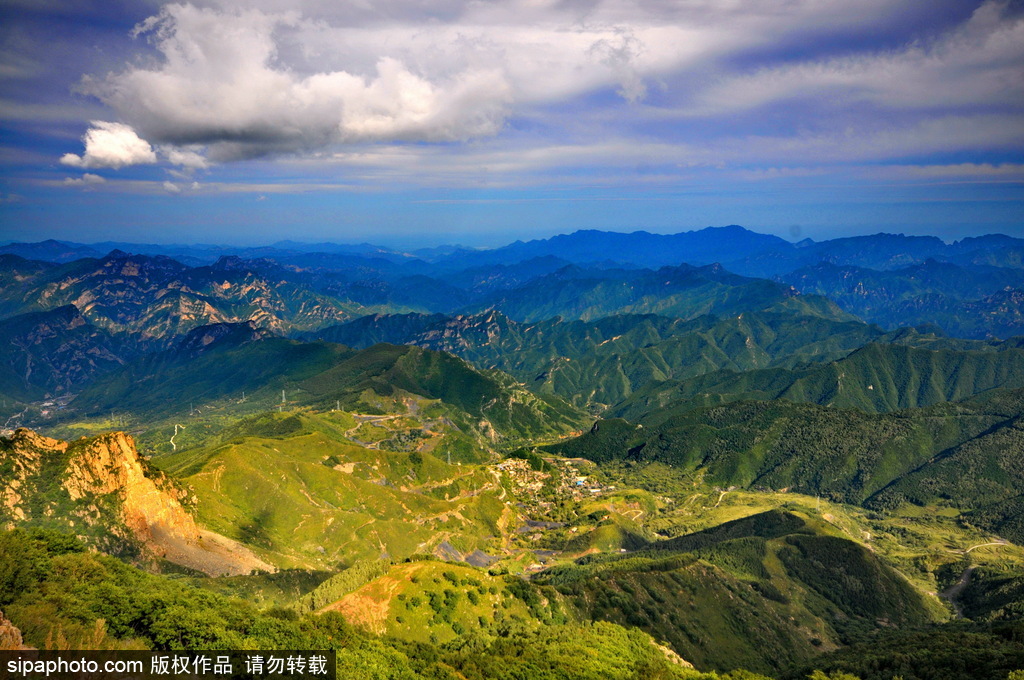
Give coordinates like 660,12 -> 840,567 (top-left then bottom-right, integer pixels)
0,429 -> 271,576
62,430 -> 200,546
0,610 -> 31,650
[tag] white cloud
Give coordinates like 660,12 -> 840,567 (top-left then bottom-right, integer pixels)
162,146 -> 209,169
63,173 -> 107,186
56,0 -> 1024,179
80,4 -> 520,160
876,163 -> 1024,179
305,111 -> 1024,190
60,121 -> 157,169
716,114 -> 1024,165
162,180 -> 181,193
691,1 -> 1024,115
72,1 -> 741,162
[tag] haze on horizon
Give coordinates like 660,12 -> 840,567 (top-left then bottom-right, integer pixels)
0,224 -> 1019,255
1,0 -> 1022,247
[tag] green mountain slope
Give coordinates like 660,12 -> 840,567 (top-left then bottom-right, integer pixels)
468,263 -> 851,323
0,305 -> 128,401
783,622 -> 1024,680
71,335 -> 353,419
70,331 -> 583,444
0,529 -> 706,679
869,408 -> 1024,510
552,390 -> 1024,508
297,342 -> 583,439
614,341 -> 1024,420
970,495 -> 1024,546
541,510 -> 941,675
313,309 -> 904,410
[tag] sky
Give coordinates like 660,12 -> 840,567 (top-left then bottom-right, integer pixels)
0,0 -> 1022,248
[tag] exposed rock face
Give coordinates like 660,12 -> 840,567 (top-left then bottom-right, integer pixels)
0,428 -> 272,576
0,429 -> 62,521
62,431 -> 200,546
0,610 -> 32,650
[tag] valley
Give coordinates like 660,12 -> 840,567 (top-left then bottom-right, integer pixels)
2,228 -> 1024,679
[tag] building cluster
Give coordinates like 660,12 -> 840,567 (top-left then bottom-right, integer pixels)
544,457 -> 611,500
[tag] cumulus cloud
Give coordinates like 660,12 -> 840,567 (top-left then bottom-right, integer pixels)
79,3 -> 520,162
58,0 -> 1024,178
60,121 -> 157,169
72,1 -> 725,163
162,180 -> 181,193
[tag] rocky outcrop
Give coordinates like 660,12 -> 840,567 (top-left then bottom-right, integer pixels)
0,429 -> 61,521
0,610 -> 32,650
0,428 -> 272,576
62,431 -> 200,546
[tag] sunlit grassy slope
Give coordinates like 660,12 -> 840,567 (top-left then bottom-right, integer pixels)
155,412 -> 514,569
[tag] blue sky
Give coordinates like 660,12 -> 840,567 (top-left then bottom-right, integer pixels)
1,0 -> 1022,247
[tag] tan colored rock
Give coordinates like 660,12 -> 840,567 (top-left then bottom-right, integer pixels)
0,610 -> 32,650
1,430 -> 62,524
64,432 -> 201,545
0,428 -> 273,576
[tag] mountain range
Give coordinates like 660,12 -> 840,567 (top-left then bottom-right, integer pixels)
3,227 -> 1022,344
3,226 -> 1024,679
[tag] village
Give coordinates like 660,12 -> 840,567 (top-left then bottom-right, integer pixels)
494,454 -> 614,503
491,452 -> 625,572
